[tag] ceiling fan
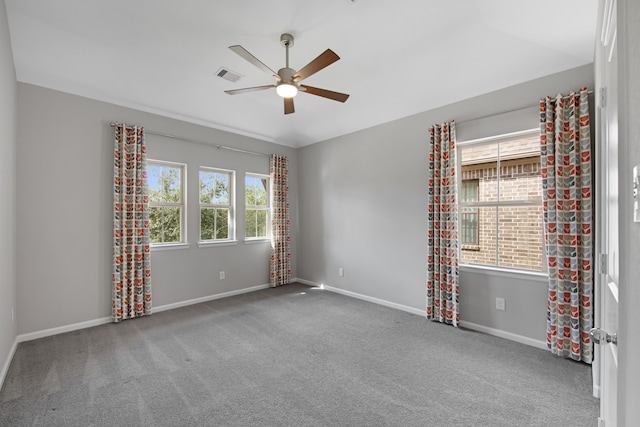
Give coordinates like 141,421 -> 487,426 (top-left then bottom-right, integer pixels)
225,33 -> 349,115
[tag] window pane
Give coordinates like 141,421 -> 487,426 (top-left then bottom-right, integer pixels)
459,133 -> 543,271
257,179 -> 268,205
215,208 -> 229,239
497,205 -> 543,270
147,167 -> 162,203
499,134 -> 541,201
201,208 -> 215,240
460,207 -> 478,244
246,177 -> 257,205
461,180 -> 478,202
148,165 -> 181,203
461,143 -> 498,203
257,209 -> 267,237
149,206 -> 163,243
149,206 -> 181,243
246,176 -> 268,206
460,207 -> 497,265
246,209 -> 267,239
163,169 -> 181,203
200,171 -> 229,204
163,207 -> 181,242
214,174 -> 230,204
246,209 -> 257,238
498,134 -> 540,159
460,180 -> 479,245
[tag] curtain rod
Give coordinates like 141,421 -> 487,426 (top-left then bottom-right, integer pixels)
109,122 -> 269,157
457,90 -> 594,126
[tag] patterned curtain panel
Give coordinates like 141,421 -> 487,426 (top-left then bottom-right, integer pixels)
427,121 -> 459,326
270,154 -> 291,286
112,124 -> 152,322
540,88 -> 593,363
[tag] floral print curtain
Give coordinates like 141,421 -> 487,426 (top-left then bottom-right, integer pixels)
427,121 -> 459,326
540,88 -> 593,362
112,123 -> 152,322
270,155 -> 291,286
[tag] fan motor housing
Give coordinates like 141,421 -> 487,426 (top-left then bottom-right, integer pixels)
278,67 -> 297,84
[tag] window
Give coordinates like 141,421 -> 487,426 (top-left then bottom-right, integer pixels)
460,180 -> 479,245
200,168 -> 234,241
148,161 -> 185,245
245,174 -> 269,239
458,130 -> 543,271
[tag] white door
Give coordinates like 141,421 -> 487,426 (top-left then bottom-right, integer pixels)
594,0 -> 619,425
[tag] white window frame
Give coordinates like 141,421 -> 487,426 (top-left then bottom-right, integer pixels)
457,129 -> 545,273
245,173 -> 271,241
198,167 -> 235,245
147,159 -> 187,249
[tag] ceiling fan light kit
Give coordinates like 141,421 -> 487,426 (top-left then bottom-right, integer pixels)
225,33 -> 349,114
276,83 -> 298,98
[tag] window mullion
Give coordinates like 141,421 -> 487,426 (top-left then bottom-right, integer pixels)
495,141 -> 500,266
161,206 -> 166,243
213,207 -> 218,239
460,199 -> 541,208
494,205 -> 499,267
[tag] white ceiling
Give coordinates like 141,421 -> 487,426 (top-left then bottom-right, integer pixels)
5,0 -> 598,148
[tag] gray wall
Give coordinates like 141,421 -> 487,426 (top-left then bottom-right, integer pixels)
16,83 -> 297,335
0,0 -> 17,384
297,64 -> 594,343
13,63 -> 594,346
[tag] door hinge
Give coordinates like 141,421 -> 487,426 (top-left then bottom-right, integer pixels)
598,253 -> 608,275
599,87 -> 607,109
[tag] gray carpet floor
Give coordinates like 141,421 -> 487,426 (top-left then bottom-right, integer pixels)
0,283 -> 599,426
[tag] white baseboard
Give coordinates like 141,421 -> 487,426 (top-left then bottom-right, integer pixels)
292,278 -> 320,288
17,317 -> 112,343
323,285 -> 425,317
298,278 -> 547,350
152,283 -> 271,313
16,283 -> 272,344
458,321 -> 547,350
0,338 -> 18,392
297,278 -> 424,317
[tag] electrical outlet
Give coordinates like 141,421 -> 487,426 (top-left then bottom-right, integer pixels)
496,298 -> 506,311
338,268 -> 344,277
219,271 -> 225,280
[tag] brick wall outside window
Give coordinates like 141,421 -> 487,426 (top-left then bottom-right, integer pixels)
460,134 -> 543,271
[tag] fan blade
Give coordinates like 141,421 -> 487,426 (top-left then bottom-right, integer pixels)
300,85 -> 349,103
284,97 -> 295,115
292,49 -> 340,82
229,45 -> 281,81
225,85 -> 274,95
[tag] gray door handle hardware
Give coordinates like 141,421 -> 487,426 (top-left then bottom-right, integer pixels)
589,328 -> 618,346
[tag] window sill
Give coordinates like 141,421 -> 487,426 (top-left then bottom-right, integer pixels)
151,243 -> 191,252
197,240 -> 238,248
460,263 -> 548,283
244,238 -> 271,245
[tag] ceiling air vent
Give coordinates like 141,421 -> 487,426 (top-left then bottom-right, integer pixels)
216,67 -> 243,83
